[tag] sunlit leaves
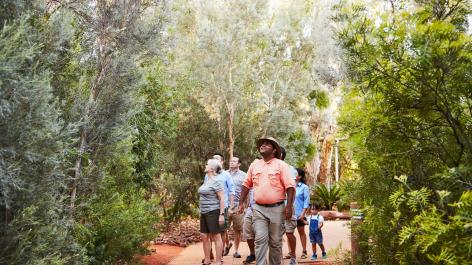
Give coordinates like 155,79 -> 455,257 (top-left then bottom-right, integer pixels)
394,188 -> 472,264
308,90 -> 329,109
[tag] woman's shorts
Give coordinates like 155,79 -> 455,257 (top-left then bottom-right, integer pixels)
297,217 -> 307,227
309,230 -> 323,244
200,209 -> 225,234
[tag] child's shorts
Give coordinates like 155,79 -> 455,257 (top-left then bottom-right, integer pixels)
309,231 -> 323,244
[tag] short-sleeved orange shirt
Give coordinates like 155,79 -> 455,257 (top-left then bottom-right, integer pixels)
242,158 -> 295,204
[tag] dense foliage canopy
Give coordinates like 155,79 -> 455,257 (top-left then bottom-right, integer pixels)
336,0 -> 471,264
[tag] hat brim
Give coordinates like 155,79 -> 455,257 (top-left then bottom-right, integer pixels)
256,137 -> 281,159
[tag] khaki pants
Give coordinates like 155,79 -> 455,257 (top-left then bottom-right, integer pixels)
253,203 -> 285,265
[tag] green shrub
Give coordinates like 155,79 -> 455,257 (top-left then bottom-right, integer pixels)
0,13 -> 87,265
1,205 -> 88,265
155,174 -> 200,222
391,176 -> 472,265
311,183 -> 341,210
75,178 -> 158,265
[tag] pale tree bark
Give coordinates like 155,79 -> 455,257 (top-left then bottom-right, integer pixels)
210,73 -> 228,154
216,115 -> 225,153
305,118 -> 323,184
225,69 -> 235,159
225,101 -> 235,159
69,0 -> 118,212
316,134 -> 335,185
68,0 -> 146,213
306,111 -> 337,186
306,125 -> 341,186
70,48 -> 111,212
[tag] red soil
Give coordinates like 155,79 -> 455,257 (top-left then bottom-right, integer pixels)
140,244 -> 184,265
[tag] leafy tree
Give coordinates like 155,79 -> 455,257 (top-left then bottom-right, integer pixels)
168,0 -> 338,166
0,13 -> 87,264
336,0 -> 472,263
1,0 -> 168,262
133,59 -> 222,221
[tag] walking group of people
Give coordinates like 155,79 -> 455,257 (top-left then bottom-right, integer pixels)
198,137 -> 327,265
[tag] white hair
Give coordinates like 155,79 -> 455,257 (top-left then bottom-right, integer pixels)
207,159 -> 222,173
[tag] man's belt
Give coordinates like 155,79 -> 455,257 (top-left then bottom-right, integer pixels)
256,201 -> 284,207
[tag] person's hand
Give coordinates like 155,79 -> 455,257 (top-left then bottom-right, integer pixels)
238,204 -> 244,214
285,206 -> 293,220
299,215 -> 308,225
218,215 -> 225,225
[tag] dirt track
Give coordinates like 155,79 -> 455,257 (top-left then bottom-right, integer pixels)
164,220 -> 351,265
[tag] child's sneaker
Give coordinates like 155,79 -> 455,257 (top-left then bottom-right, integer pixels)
322,252 -> 327,259
311,254 -> 317,260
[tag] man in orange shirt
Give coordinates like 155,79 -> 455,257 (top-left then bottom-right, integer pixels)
238,137 -> 296,265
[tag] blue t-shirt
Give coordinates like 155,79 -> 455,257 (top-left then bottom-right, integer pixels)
228,169 -> 246,207
295,182 -> 310,218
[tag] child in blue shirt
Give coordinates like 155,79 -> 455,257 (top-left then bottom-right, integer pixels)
307,203 -> 327,260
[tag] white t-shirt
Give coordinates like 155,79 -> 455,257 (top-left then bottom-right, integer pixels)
309,214 -> 324,223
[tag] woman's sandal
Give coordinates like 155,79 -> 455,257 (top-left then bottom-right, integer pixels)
201,259 -> 213,265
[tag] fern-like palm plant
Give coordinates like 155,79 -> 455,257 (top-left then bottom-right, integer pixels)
312,183 -> 341,210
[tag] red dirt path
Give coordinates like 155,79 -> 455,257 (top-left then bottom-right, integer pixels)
140,244 -> 184,265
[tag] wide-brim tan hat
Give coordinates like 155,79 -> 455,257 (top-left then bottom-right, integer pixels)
256,137 -> 281,159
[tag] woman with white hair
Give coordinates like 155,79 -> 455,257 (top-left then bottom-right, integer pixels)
199,159 -> 225,265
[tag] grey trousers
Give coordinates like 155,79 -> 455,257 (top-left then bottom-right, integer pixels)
253,203 -> 285,265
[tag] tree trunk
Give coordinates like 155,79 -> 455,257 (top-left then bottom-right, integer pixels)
226,70 -> 235,159
69,50 -> 110,213
217,116 -> 225,153
227,104 -> 235,160
70,130 -> 87,211
3,206 -> 11,224
305,119 -> 324,185
305,152 -> 321,185
67,0 -> 141,214
317,135 -> 334,185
